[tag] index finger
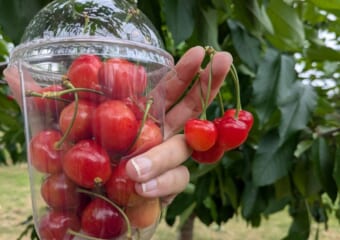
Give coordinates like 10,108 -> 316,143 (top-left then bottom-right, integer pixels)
149,46 -> 205,112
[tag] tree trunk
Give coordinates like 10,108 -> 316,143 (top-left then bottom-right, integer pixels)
177,214 -> 195,240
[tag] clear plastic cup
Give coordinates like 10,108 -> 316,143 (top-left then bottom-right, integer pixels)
8,0 -> 174,239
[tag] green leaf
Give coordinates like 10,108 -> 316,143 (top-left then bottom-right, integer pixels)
312,137 -> 337,201
283,201 -> 311,240
274,176 -> 292,199
332,148 -> 340,190
294,139 -> 313,158
189,6 -> 220,50
241,181 -> 258,219
305,42 -> 340,62
278,82 -> 317,142
194,173 -> 214,203
203,197 -> 218,222
223,175 -> 238,210
138,0 -> 163,36
162,0 -> 196,45
302,2 -> 328,25
232,0 -> 274,35
310,0 -> 340,10
227,20 -> 262,71
265,0 -> 305,51
252,131 -> 295,186
0,0 -> 46,44
292,157 -> 322,197
253,48 -> 296,125
165,192 -> 196,226
0,38 -> 9,58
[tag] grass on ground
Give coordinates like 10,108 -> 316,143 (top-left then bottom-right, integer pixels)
1,164 -> 340,240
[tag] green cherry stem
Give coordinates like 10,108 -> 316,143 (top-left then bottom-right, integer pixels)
230,64 -> 242,119
25,91 -> 72,103
199,46 -> 215,120
126,97 -> 154,153
217,91 -> 225,117
75,188 -> 132,240
54,81 -> 79,149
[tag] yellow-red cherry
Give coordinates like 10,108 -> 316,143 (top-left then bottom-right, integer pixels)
224,109 -> 254,132
184,119 -> 218,151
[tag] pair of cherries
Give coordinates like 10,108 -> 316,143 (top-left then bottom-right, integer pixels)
184,109 -> 253,164
184,47 -> 253,164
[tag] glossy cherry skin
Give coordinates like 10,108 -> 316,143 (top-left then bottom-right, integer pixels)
62,139 -> 112,188
184,119 -> 217,151
126,120 -> 163,157
191,143 -> 225,164
41,173 -> 81,210
67,54 -> 103,101
92,100 -> 138,153
125,198 -> 160,229
224,109 -> 254,132
123,96 -> 148,121
214,116 -> 249,151
38,210 -> 80,240
98,58 -> 147,99
81,198 -> 126,239
105,159 -> 146,207
30,130 -> 70,174
59,99 -> 97,142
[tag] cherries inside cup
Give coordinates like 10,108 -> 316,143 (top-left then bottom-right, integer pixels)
27,55 -> 162,240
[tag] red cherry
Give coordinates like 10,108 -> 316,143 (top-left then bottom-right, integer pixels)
105,159 -> 146,207
184,119 -> 217,151
127,120 -> 163,157
38,210 -> 80,240
59,99 -> 97,142
224,109 -> 254,132
92,100 -> 138,153
41,173 -> 81,210
98,58 -> 147,99
32,84 -> 74,117
62,139 -> 112,188
81,198 -> 126,238
191,143 -> 225,164
123,96 -> 148,120
30,130 -> 70,174
214,116 -> 248,151
67,54 -> 103,101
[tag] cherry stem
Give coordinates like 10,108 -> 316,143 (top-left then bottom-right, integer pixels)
75,188 -> 132,240
230,64 -> 242,119
199,46 -> 215,120
203,46 -> 242,119
130,96 -> 159,124
198,79 -> 207,120
25,91 -> 72,103
54,80 -> 79,149
127,97 -> 154,152
217,91 -> 225,117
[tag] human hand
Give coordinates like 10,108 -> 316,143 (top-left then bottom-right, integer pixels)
125,46 -> 233,206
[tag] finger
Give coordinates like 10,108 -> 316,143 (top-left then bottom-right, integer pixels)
3,66 -> 41,106
150,46 -> 205,111
164,51 -> 233,138
125,134 -> 192,182
134,165 -> 190,199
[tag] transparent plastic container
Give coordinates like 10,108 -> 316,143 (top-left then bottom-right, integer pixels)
8,0 -> 174,239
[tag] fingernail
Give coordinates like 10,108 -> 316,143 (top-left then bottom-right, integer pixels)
131,156 -> 152,177
141,179 -> 158,193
